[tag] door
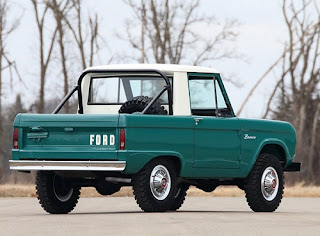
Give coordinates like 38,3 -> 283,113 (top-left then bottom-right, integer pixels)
188,74 -> 241,169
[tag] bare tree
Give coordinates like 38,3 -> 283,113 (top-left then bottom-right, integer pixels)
0,0 -> 21,121
47,0 -> 72,113
237,54 -> 286,116
62,0 -> 100,70
262,0 -> 320,184
284,0 -> 319,184
32,0 -> 107,114
0,0 -> 21,174
31,0 -> 58,113
121,0 -> 241,65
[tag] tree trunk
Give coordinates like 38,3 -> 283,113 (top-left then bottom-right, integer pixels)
308,100 -> 320,182
39,30 -> 45,114
38,10 -> 45,114
0,27 -> 3,157
32,0 -> 58,114
140,0 -> 146,63
53,0 -> 69,113
59,26 -> 69,113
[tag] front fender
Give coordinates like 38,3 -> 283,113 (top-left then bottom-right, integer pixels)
246,139 -> 293,176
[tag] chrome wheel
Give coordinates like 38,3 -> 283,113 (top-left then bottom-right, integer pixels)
149,165 -> 171,201
261,166 -> 279,201
53,175 -> 74,202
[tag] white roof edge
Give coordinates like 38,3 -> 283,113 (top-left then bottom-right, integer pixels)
84,64 -> 220,74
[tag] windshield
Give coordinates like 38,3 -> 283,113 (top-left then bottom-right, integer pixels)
88,76 -> 171,104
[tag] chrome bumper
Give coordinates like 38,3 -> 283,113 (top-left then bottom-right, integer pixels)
284,162 -> 301,172
9,160 -> 126,171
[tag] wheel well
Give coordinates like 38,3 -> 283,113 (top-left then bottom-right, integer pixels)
150,156 -> 181,175
260,144 -> 286,166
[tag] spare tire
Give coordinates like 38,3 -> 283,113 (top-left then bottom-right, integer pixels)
119,96 -> 167,115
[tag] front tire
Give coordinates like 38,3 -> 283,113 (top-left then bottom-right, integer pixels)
244,153 -> 284,212
36,171 -> 80,214
132,158 -> 177,212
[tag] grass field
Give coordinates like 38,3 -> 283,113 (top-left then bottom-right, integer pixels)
0,183 -> 319,198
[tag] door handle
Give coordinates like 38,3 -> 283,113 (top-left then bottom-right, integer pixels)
28,126 -> 48,140
64,127 -> 74,132
194,118 -> 203,125
30,126 -> 44,132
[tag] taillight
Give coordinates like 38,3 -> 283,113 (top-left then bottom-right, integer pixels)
13,128 -> 19,149
120,129 -> 125,150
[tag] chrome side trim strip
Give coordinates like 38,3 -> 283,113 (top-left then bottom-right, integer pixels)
9,160 -> 126,171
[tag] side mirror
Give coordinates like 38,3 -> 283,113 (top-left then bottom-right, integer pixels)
218,108 -> 232,117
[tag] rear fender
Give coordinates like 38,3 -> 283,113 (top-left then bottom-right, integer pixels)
119,151 -> 184,175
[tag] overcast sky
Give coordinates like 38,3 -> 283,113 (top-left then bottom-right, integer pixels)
3,0 -> 291,118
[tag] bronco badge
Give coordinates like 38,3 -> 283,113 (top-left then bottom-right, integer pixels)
244,134 -> 256,140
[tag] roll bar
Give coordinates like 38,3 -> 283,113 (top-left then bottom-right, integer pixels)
52,85 -> 79,114
53,69 -> 173,115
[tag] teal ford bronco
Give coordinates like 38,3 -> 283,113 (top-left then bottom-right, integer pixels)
10,64 -> 300,213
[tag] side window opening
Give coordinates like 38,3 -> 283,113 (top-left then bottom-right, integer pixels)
188,76 -> 231,117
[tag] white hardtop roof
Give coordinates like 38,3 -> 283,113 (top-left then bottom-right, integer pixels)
85,64 -> 220,74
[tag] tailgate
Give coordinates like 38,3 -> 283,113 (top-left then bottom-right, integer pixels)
13,113 -> 119,160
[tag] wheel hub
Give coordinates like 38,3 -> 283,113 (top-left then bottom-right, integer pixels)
161,178 -> 167,188
53,174 -> 74,202
261,167 -> 279,201
150,165 -> 171,201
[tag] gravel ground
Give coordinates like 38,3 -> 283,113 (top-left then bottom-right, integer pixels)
0,197 -> 319,236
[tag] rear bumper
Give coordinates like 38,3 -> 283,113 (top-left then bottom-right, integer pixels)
284,162 -> 301,172
9,160 -> 126,172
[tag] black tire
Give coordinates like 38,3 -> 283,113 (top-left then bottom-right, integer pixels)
237,183 -> 245,191
132,158 -> 177,212
95,181 -> 121,196
119,96 -> 167,115
234,179 -> 245,191
36,171 -> 80,214
244,153 -> 284,212
169,183 -> 189,211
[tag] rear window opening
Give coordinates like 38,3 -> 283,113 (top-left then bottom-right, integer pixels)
88,76 -> 172,105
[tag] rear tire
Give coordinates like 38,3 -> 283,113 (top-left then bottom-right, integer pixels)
36,171 -> 80,214
244,153 -> 284,212
169,183 -> 189,211
132,158 -> 177,212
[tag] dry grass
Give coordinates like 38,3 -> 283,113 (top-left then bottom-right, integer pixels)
1,184 -> 320,198
0,185 -> 37,197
